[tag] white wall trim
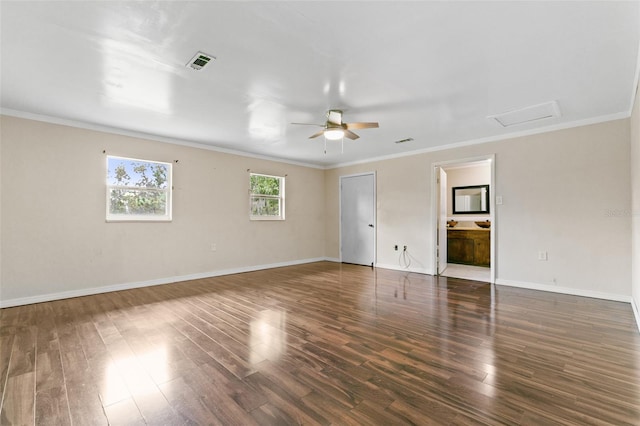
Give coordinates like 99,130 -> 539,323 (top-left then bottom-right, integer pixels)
328,112 -> 629,169
2,258 -> 637,334
3,108 -> 630,173
632,297 -> 640,334
0,108 -> 325,170
375,263 -> 431,275
495,278 -> 632,303
0,257 -> 333,308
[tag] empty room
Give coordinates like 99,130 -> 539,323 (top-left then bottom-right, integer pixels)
1,1 -> 640,425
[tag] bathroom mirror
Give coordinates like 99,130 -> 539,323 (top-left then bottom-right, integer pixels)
452,184 -> 490,214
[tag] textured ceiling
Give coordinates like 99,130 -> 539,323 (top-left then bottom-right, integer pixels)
1,1 -> 639,167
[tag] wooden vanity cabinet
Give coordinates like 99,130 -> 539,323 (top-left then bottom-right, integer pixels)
447,229 -> 490,267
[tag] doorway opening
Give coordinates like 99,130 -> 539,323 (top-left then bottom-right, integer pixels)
432,155 -> 495,283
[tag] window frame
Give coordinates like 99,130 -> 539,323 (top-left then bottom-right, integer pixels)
249,173 -> 285,221
106,155 -> 173,222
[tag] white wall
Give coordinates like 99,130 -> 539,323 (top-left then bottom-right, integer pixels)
326,119 -> 632,300
0,114 -> 634,308
445,163 -> 491,219
325,154 -> 433,273
0,116 -> 326,306
631,81 -> 640,326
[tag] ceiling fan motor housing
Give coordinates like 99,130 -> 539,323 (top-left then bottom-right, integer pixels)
292,109 -> 378,140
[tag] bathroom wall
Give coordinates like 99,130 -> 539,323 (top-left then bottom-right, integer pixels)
445,162 -> 491,226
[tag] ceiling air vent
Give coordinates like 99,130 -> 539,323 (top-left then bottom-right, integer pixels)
394,137 -> 414,144
186,51 -> 215,71
488,101 -> 561,128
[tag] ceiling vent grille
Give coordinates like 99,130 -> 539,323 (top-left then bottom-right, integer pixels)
394,137 -> 414,144
186,51 -> 215,71
488,101 -> 561,128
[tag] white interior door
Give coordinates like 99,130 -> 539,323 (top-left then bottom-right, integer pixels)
340,173 -> 375,266
438,167 -> 448,274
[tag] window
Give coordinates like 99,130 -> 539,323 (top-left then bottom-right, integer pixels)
250,173 -> 285,220
106,156 -> 172,221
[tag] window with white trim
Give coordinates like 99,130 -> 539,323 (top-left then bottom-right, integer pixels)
249,173 -> 285,220
106,156 -> 172,222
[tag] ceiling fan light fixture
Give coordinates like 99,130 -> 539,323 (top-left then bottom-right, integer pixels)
324,129 -> 344,140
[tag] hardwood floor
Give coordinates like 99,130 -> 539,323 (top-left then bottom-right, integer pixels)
1,261 -> 639,425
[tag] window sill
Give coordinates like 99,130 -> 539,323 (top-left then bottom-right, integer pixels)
106,216 -> 172,223
250,216 -> 285,221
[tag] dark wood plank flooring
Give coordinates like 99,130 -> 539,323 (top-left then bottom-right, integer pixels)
1,261 -> 639,425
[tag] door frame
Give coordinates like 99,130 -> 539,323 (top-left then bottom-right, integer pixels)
437,167 -> 448,275
339,172 -> 377,265
431,155 -> 496,283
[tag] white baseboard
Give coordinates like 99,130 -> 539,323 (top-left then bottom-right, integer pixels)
632,297 -> 640,334
375,263 -> 431,275
0,257 -> 333,308
5,261 -> 638,336
495,278 -> 632,303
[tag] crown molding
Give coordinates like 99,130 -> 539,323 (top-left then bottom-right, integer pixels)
0,108 -> 325,170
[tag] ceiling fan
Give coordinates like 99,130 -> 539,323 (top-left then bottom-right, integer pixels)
292,109 -> 379,141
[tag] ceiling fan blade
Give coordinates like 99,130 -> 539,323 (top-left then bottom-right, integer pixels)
344,129 -> 360,140
291,122 -> 324,127
345,122 -> 379,130
299,111 -> 375,141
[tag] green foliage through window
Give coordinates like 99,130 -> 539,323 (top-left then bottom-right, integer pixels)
107,156 -> 172,221
250,173 -> 284,219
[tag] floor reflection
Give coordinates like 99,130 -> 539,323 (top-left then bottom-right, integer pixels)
364,268 -> 500,405
250,309 -> 287,364
104,346 -> 168,404
5,262 -> 639,424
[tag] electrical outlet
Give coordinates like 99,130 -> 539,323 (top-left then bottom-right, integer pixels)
394,245 -> 398,251
403,245 -> 407,252
211,243 -> 217,252
538,251 -> 548,261
496,196 -> 503,205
